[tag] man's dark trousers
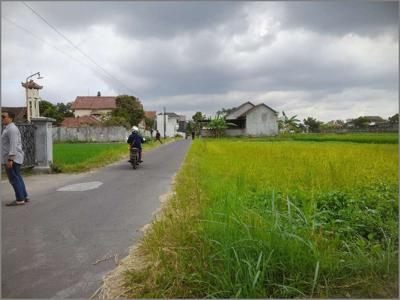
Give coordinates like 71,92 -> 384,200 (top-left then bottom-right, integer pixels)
5,162 -> 28,201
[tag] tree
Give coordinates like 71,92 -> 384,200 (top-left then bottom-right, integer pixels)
56,102 -> 74,118
39,100 -> 58,122
389,113 -> 399,124
192,112 -> 205,122
303,117 -> 323,132
208,115 -> 227,138
216,107 -> 236,118
39,100 -> 61,125
192,111 -> 206,136
39,100 -> 75,126
279,111 -> 300,132
101,116 -> 130,128
112,95 -> 144,127
39,100 -> 55,115
144,116 -> 155,131
186,120 -> 194,134
353,116 -> 370,128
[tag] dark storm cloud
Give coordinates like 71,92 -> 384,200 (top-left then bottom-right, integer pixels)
278,1 -> 398,37
19,1 -> 247,39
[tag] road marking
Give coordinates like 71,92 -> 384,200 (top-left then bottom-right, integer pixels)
57,181 -> 103,192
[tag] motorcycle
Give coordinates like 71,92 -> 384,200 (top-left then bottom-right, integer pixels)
130,147 -> 140,169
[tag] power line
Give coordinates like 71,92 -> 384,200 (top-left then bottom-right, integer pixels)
21,1 -> 135,95
2,16 -> 101,75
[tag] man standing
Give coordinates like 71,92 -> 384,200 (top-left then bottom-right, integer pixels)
1,111 -> 29,206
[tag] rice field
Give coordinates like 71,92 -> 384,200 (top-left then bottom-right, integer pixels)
288,132 -> 398,144
52,138 -> 176,172
236,132 -> 398,144
124,138 -> 398,298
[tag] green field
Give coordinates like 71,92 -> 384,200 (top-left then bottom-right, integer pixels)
236,132 -> 398,144
125,138 -> 398,298
288,132 -> 398,144
53,138 -> 176,173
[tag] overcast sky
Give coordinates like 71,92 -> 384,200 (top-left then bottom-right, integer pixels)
1,1 -> 398,121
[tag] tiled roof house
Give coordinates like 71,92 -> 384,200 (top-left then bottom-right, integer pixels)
71,96 -> 117,117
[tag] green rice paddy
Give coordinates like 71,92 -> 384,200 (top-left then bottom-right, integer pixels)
125,136 -> 398,298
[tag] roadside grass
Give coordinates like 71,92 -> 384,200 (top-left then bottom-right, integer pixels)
52,138 -> 178,173
123,139 -> 398,298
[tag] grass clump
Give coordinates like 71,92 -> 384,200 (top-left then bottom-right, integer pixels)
124,139 -> 398,298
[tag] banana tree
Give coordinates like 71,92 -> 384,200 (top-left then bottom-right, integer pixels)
208,115 -> 228,138
279,111 -> 300,133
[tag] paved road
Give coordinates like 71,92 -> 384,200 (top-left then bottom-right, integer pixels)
1,139 -> 191,298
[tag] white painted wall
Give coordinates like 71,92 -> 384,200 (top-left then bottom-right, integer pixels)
226,128 -> 246,136
246,106 -> 278,136
27,88 -> 41,120
74,109 -> 112,117
53,126 -> 129,142
157,114 -> 179,137
74,110 -> 91,117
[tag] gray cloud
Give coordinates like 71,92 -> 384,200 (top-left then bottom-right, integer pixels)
1,1 -> 397,122
15,1 -> 247,39
278,1 -> 398,37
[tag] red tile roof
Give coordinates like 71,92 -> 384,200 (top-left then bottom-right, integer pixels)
145,111 -> 156,119
71,96 -> 117,110
61,115 -> 100,127
21,80 -> 43,89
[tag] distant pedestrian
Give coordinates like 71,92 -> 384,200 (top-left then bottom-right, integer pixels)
156,130 -> 162,144
191,130 -> 195,140
2,111 -> 29,206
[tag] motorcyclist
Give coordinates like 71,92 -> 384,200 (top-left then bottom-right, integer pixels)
127,126 -> 145,163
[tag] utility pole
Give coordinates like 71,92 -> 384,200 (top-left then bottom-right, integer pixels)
163,106 -> 166,139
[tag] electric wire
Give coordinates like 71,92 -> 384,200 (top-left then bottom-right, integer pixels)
21,1 -> 135,95
2,16 -> 101,75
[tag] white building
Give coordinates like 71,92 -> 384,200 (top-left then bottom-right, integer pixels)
204,101 -> 278,137
157,112 -> 180,137
21,79 -> 43,122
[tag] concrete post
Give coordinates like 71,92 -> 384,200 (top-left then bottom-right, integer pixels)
31,117 -> 55,172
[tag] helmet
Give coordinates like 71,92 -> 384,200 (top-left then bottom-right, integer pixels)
131,126 -> 139,132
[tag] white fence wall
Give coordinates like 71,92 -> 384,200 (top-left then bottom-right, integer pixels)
53,126 -> 130,142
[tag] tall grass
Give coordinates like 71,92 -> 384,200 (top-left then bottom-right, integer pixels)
125,140 -> 398,298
